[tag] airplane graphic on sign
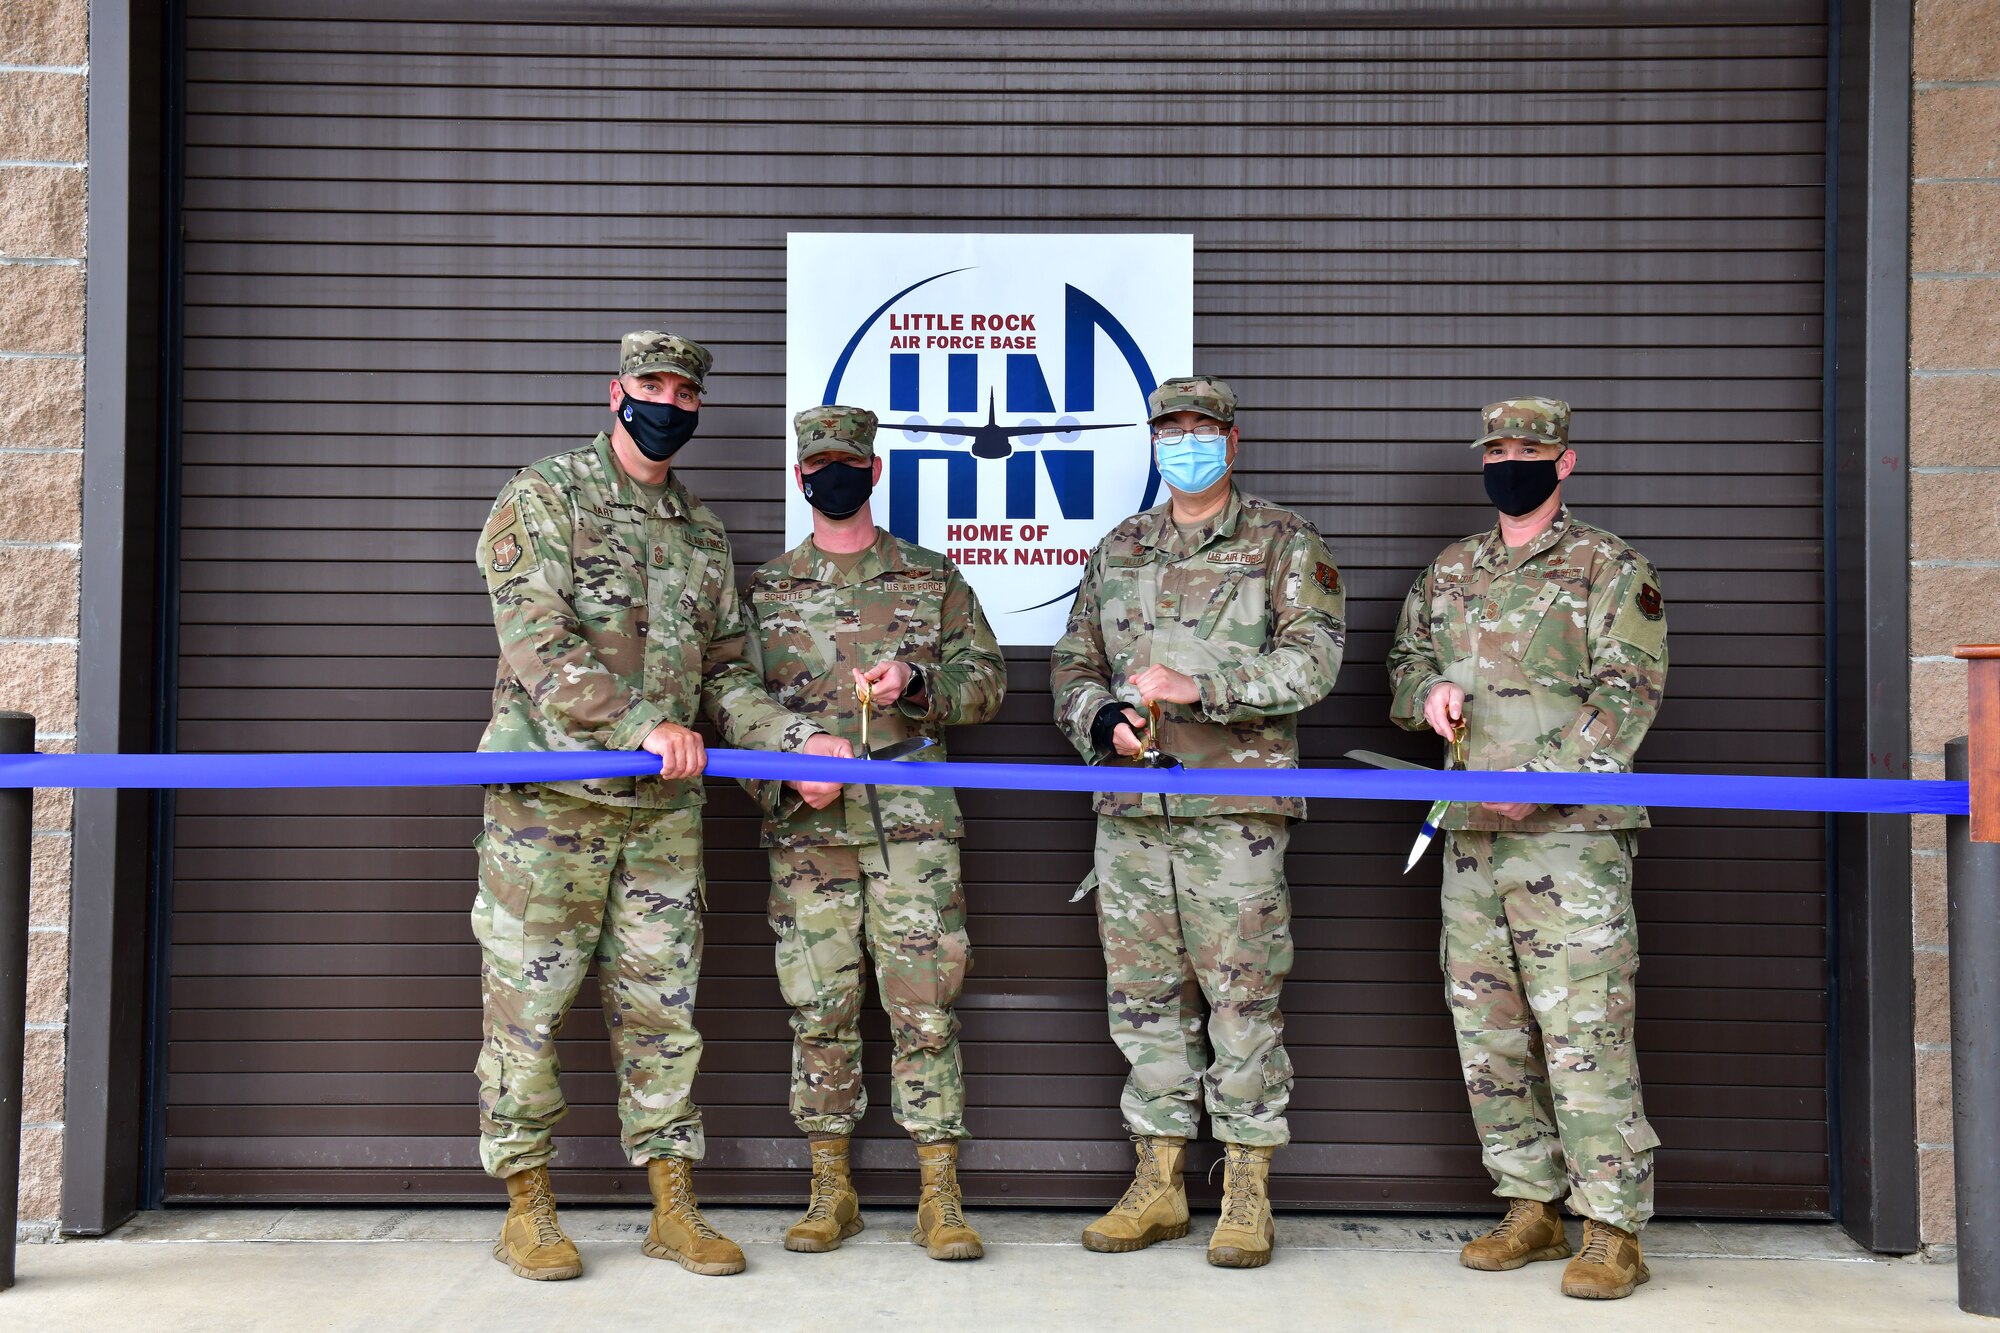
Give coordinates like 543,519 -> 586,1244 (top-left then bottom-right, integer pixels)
786,233 -> 1194,645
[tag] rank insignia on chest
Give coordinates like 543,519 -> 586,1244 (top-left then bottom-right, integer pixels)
490,533 -> 522,573
1637,582 -> 1664,620
1313,562 -> 1340,593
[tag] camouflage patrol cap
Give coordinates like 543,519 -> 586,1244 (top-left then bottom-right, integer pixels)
1474,396 -> 1571,449
619,331 -> 712,391
793,404 -> 878,463
1147,375 -> 1237,427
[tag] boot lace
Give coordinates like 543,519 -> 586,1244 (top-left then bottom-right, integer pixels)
669,1168 -> 723,1240
1217,1149 -> 1261,1230
1109,1138 -> 1161,1216
1481,1197 -> 1542,1243
924,1157 -> 968,1230
801,1151 -> 844,1223
522,1173 -> 565,1249
1577,1222 -> 1620,1266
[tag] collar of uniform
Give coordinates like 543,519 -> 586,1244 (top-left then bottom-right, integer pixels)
782,525 -> 906,585
1144,483 -> 1243,558
1474,504 -> 1572,573
591,430 -> 690,521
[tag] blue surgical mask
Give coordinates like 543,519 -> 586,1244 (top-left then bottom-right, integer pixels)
1155,433 -> 1230,494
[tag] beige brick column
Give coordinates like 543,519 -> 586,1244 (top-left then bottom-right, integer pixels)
1,0 -> 86,1242
1911,0 -> 2000,1251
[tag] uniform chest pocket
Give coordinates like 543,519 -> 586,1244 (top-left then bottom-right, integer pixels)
1428,577 -> 1474,662
1191,568 -> 1266,642
1493,582 -> 1560,663
652,542 -> 718,636
1522,583 -> 1592,683
1099,554 -> 1161,648
886,576 -> 947,666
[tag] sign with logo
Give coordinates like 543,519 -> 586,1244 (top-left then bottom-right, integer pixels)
786,233 -> 1193,645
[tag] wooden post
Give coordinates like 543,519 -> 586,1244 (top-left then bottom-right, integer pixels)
1958,645 -> 2000,844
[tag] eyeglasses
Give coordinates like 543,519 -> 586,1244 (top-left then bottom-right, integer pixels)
1153,428 -> 1228,446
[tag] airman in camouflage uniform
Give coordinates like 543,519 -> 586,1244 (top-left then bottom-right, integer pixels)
1049,376 -> 1345,1269
1387,397 -> 1668,1301
474,332 -> 844,1282
746,404 -> 1006,1261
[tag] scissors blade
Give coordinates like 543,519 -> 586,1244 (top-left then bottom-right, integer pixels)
858,735 -> 934,868
1403,801 -> 1450,874
863,782 -> 894,872
1344,749 -> 1436,772
867,736 -> 935,762
1347,750 -> 1455,872
855,679 -> 893,872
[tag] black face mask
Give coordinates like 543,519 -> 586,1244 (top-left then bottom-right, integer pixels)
1483,458 -> 1562,517
614,390 -> 699,462
800,460 -> 874,519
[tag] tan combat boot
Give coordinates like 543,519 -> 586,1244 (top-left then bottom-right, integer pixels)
1459,1198 -> 1572,1271
642,1157 -> 746,1276
1561,1218 -> 1650,1299
910,1141 -> 984,1260
1081,1136 -> 1189,1253
492,1165 -> 582,1281
784,1136 -> 864,1253
1207,1142 -> 1276,1269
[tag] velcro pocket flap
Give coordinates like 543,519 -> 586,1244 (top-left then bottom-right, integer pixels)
1618,1115 -> 1663,1153
1238,885 -> 1288,941
1565,911 -> 1636,983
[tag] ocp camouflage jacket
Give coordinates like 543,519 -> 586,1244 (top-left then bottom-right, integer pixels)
1049,485 -> 1347,821
476,432 -> 819,809
744,528 -> 1006,848
1387,507 -> 1669,833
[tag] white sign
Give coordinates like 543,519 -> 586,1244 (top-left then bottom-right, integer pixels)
785,232 -> 1194,645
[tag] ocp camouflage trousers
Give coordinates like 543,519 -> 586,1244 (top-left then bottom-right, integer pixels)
768,837 -> 971,1142
1440,828 -> 1661,1231
472,783 -> 708,1177
1092,813 -> 1295,1147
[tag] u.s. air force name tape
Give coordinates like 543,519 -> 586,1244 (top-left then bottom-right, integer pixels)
0,749 -> 1967,816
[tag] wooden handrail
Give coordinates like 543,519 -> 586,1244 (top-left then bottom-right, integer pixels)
1957,644 -> 2000,843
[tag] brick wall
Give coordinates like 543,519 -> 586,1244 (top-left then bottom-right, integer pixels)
1911,0 -> 2000,1251
0,0 -> 1986,1249
1,0 -> 85,1243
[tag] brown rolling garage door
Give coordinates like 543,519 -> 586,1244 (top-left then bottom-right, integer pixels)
166,2 -> 1831,1215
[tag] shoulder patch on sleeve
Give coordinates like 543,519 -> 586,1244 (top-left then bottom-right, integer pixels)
1607,568 -> 1667,660
481,488 -> 537,579
1314,561 -> 1340,594
489,532 -> 523,572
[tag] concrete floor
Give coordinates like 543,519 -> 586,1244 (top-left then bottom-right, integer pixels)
2,1207 -> 1977,1331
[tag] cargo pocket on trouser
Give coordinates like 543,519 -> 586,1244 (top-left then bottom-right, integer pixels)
471,815 -> 535,975
1560,911 -> 1639,1040
904,854 -> 971,1013
767,849 -> 831,1012
770,910 -> 822,1010
1203,881 -> 1295,1135
1069,869 -> 1099,905
1620,1113 -> 1663,1154
1549,909 -> 1656,1226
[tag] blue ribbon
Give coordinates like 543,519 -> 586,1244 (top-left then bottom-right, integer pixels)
0,749 -> 1967,815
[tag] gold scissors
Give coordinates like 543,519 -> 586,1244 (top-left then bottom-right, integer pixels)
1133,699 -> 1183,832
853,676 -> 934,870
1345,715 -> 1468,873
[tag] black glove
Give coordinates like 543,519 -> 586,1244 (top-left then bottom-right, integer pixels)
1090,701 -> 1138,757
